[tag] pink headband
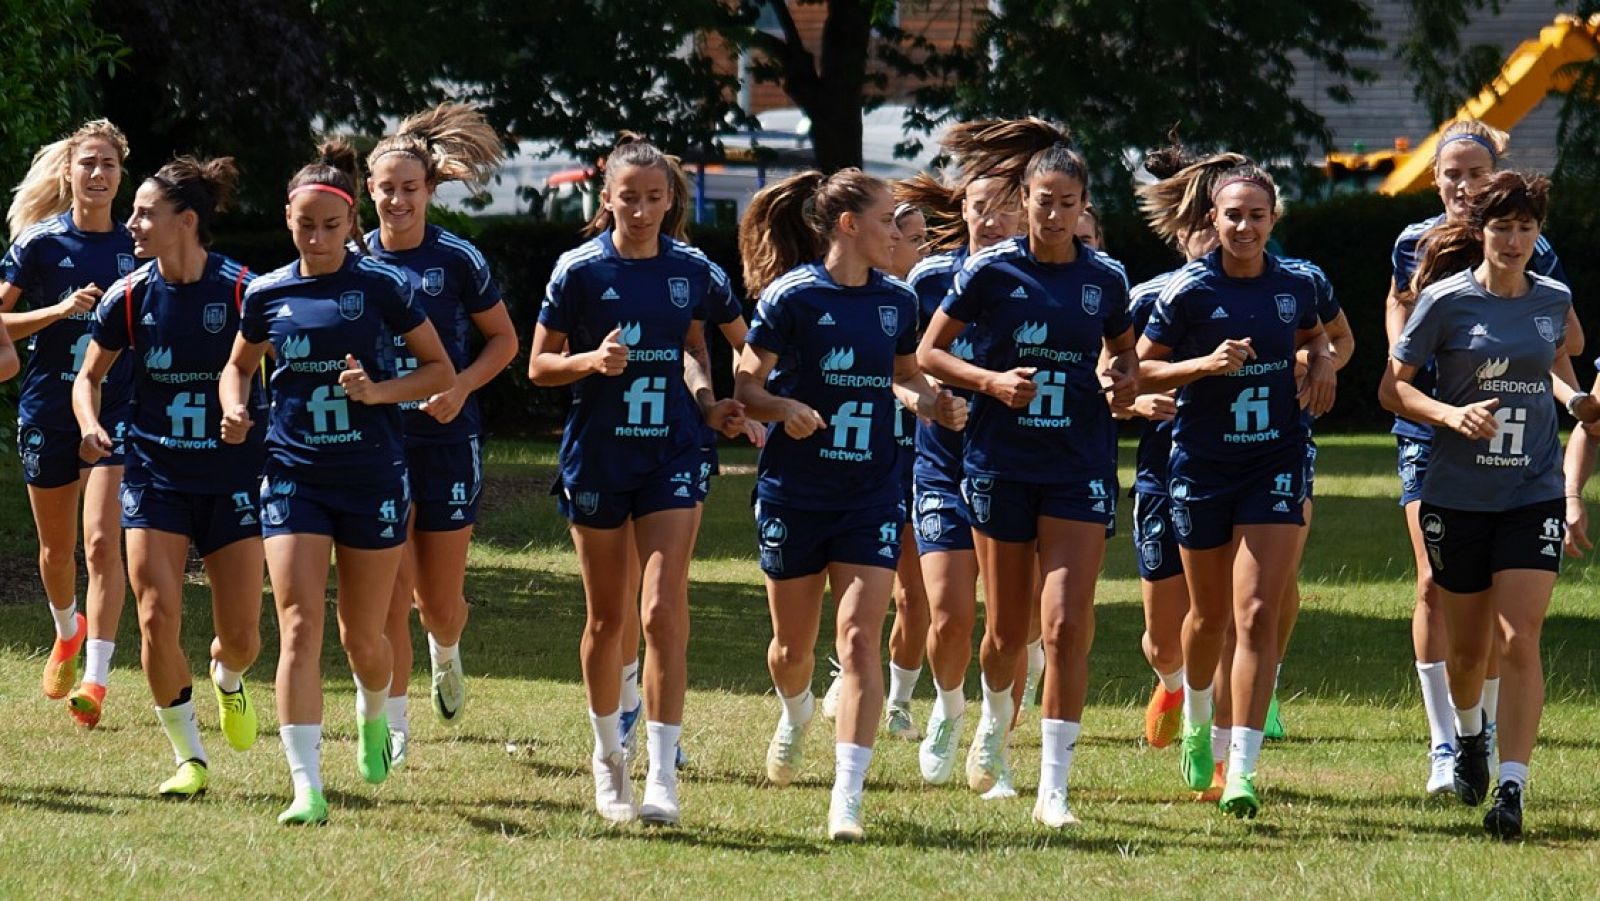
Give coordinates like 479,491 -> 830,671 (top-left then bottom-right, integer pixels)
1210,174 -> 1276,203
288,184 -> 354,206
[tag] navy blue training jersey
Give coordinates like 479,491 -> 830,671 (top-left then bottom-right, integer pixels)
1,212 -> 137,429
941,236 -> 1130,483
1390,213 -> 1566,442
365,225 -> 502,447
1130,270 -> 1176,496
1144,251 -> 1319,466
908,249 -> 973,485
538,232 -> 720,491
94,254 -> 266,494
1281,256 -> 1342,434
690,243 -> 743,453
745,263 -> 918,511
240,253 -> 426,485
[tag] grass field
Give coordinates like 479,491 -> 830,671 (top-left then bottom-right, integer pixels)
2,433 -> 1600,898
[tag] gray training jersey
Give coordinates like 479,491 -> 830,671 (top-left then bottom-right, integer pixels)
1393,268 -> 1571,511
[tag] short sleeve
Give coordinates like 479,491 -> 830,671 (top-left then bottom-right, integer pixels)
698,262 -> 742,325
1389,236 -> 1411,292
91,277 -> 133,351
1536,241 -> 1569,287
1101,279 -> 1132,338
895,293 -> 918,356
1142,282 -> 1189,349
0,234 -> 36,290
745,289 -> 794,356
941,260 -> 991,324
459,244 -> 502,315
1312,269 -> 1341,323
1393,290 -> 1444,368
240,283 -> 270,343
538,259 -> 580,333
1298,291 -> 1319,330
380,272 -> 427,335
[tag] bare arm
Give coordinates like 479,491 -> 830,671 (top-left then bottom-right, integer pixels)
219,334 -> 268,444
342,320 -> 454,407
528,323 -> 625,387
72,342 -> 119,461
1378,358 -> 1499,439
916,308 -> 1036,409
733,344 -> 825,438
419,301 -> 519,425
0,280 -> 101,340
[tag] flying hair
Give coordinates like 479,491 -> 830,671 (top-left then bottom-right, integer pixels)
288,139 -> 368,253
738,168 -> 885,296
368,103 -> 504,193
893,173 -> 966,252
1136,151 -> 1249,246
583,133 -> 693,241
7,119 -> 130,239
939,118 -> 1088,194
1406,170 -> 1551,301
147,156 -> 240,246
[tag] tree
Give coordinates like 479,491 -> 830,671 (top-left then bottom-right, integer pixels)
1395,0 -> 1509,123
0,0 -> 125,196
906,1 -> 1383,204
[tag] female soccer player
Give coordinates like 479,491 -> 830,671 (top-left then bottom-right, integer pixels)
1,120 -> 135,726
1074,201 -> 1103,251
737,168 -> 964,841
365,104 -> 518,766
220,142 -> 453,825
1137,164 -> 1333,818
531,137 -> 743,826
1384,120 -> 1578,793
1380,171 -> 1593,839
73,156 -> 264,795
919,119 -> 1137,827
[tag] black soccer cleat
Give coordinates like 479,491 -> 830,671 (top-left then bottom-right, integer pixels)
1483,780 -> 1524,840
1453,731 -> 1491,807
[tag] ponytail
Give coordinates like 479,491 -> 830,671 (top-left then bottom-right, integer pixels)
1136,151 -> 1249,247
288,140 -> 367,253
583,133 -> 692,241
940,118 -> 1088,194
738,168 -> 886,297
7,119 -> 129,240
148,156 -> 239,246
368,102 -> 504,193
893,173 -> 967,252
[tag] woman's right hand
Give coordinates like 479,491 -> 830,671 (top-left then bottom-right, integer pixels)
55,283 -> 101,319
1131,393 -> 1177,422
78,427 -> 113,464
1445,398 -> 1500,440
1202,338 -> 1255,376
221,404 -> 254,445
590,326 -> 629,376
780,400 -> 827,439
986,367 -> 1039,409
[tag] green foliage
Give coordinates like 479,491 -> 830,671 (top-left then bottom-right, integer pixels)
1395,0 -> 1505,122
0,0 -> 126,192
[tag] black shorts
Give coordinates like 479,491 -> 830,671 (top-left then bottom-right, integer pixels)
1419,498 -> 1565,594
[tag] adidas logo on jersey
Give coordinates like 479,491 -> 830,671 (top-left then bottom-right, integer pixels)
451,509 -> 465,521
1210,307 -> 1229,319
878,545 -> 895,558
380,525 -> 395,539
601,287 -> 621,300
1092,501 -> 1106,512
275,305 -> 293,318
141,313 -> 156,325
1273,500 -> 1290,512
239,513 -> 256,526
58,256 -> 75,268
818,312 -> 836,325
1009,286 -> 1028,300
674,485 -> 690,497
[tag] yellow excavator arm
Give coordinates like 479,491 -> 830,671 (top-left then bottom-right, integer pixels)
1380,13 -> 1600,195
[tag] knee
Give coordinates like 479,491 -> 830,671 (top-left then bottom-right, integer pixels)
640,599 -> 686,650
137,599 -> 178,641
1187,604 -> 1229,640
1415,573 -> 1439,609
1499,623 -> 1542,669
1041,607 -> 1090,656
339,627 -> 387,665
218,622 -> 262,664
37,542 -> 71,573
931,604 -> 975,644
82,527 -> 121,569
836,622 -> 877,674
768,637 -> 811,673
584,609 -> 624,646
277,609 -> 322,655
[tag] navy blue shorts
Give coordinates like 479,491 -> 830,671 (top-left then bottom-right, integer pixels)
912,471 -> 974,554
121,480 -> 261,557
17,416 -> 126,489
753,499 -> 904,580
1304,440 -> 1319,500
407,438 -> 482,533
260,470 -> 410,550
1168,447 -> 1306,551
556,447 -> 707,530
961,474 -> 1118,543
1419,498 -> 1564,594
1132,491 -> 1183,582
1397,435 -> 1431,506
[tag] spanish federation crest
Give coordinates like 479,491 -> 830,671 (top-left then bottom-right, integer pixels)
1535,316 -> 1557,343
1081,284 -> 1102,316
422,267 -> 445,296
879,305 -> 899,337
668,277 -> 692,309
117,253 -> 136,276
1275,293 -> 1297,323
202,303 -> 228,334
338,291 -> 365,321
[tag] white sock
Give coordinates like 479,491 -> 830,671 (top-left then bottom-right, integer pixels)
210,658 -> 243,694
1211,724 -> 1230,762
888,662 -> 921,705
385,695 -> 410,734
590,709 -> 622,759
1416,661 -> 1454,749
933,681 -> 965,722
353,672 -> 389,723
1183,680 -> 1214,726
645,720 -> 681,786
1455,703 -> 1484,736
48,600 -> 78,640
156,701 -> 207,765
980,673 -> 1014,729
281,724 -> 323,792
1026,640 -> 1045,689
1038,718 -> 1080,795
1499,760 -> 1529,788
1157,667 -> 1183,693
1228,726 -> 1265,777
833,742 -> 873,796
84,639 -> 114,685
620,660 -> 642,713
778,687 -> 814,729
1273,662 -> 1284,693
1482,677 -> 1500,729
427,633 -> 458,670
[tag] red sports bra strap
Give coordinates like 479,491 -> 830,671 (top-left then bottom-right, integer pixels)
234,266 -> 249,312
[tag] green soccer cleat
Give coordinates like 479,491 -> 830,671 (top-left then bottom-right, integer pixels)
158,759 -> 208,798
357,714 -> 393,785
214,679 -> 258,752
277,787 -> 329,826
1179,718 -> 1215,792
1220,771 -> 1261,819
1264,693 -> 1285,741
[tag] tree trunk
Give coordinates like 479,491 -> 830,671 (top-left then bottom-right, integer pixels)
810,0 -> 871,172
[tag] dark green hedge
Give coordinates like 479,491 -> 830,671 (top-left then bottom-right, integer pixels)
201,188 -> 1597,437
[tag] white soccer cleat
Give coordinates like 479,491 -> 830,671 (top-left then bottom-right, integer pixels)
1032,789 -> 1080,828
828,788 -> 865,842
766,718 -> 809,787
885,702 -> 921,741
919,713 -> 963,785
1427,744 -> 1456,796
820,659 -> 843,721
388,728 -> 410,771
966,714 -> 1009,794
639,777 -> 680,826
591,751 -> 637,823
431,656 -> 467,724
